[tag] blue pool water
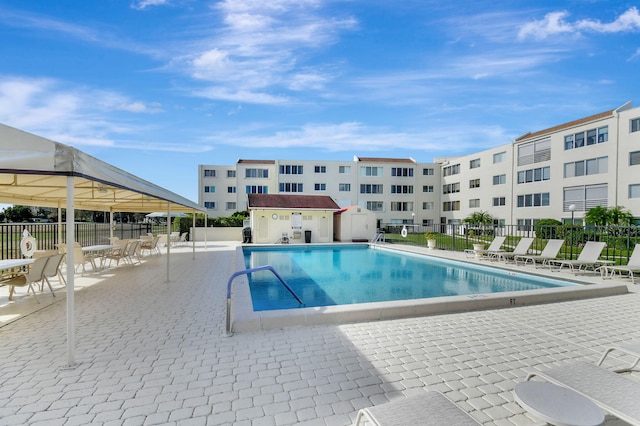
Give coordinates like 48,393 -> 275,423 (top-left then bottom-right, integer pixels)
243,245 -> 574,311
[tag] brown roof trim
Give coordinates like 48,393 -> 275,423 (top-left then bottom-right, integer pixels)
516,109 -> 615,141
248,194 -> 340,210
356,157 -> 416,163
237,159 -> 276,164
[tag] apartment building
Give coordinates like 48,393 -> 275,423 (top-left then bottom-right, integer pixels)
199,101 -> 640,226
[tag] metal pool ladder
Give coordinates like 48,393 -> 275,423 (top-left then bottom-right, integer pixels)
225,265 -> 304,336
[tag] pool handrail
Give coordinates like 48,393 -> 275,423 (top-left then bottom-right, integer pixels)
225,265 -> 304,336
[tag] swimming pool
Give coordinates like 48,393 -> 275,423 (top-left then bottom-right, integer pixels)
243,245 -> 574,311
230,244 -> 627,333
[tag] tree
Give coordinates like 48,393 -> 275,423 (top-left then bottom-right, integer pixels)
534,218 -> 562,239
2,205 -> 34,222
584,205 -> 633,226
463,211 -> 493,225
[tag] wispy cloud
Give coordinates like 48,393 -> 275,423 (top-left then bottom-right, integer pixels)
131,0 -> 171,10
518,7 -> 640,40
175,0 -> 357,104
0,76 -> 170,149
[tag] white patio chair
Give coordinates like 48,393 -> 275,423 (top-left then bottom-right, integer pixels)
548,241 -> 607,273
601,243 -> 640,284
6,255 -> 49,303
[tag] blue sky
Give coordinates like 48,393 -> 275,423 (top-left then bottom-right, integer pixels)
1,1 -> 639,202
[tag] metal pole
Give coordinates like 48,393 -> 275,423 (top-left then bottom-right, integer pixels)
570,210 -> 574,260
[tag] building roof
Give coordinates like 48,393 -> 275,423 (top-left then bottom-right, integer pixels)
515,109 -> 615,142
355,156 -> 416,163
237,159 -> 276,164
248,194 -> 340,210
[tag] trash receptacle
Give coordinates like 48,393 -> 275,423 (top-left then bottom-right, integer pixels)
242,227 -> 252,243
304,230 -> 311,243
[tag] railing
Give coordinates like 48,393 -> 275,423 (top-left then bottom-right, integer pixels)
225,265 -> 304,336
370,232 -> 385,245
0,223 -> 152,260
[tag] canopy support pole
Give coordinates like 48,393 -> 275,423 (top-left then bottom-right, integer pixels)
192,212 -> 196,260
65,177 -> 76,367
165,203 -> 171,283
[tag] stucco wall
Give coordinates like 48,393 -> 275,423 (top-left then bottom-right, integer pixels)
191,227 -> 243,241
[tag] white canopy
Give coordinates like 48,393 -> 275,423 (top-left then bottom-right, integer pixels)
0,123 -> 204,368
0,123 -> 203,213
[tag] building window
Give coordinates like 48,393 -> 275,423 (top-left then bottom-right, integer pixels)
517,166 -> 550,184
360,184 -> 383,194
390,185 -> 413,194
632,118 -> 640,133
630,184 -> 640,198
245,168 -> 269,178
204,201 -> 216,209
390,202 -> 413,211
314,183 -> 326,191
423,168 -> 434,175
366,201 -> 383,211
339,166 -> 351,174
517,192 -> 550,207
203,169 -> 216,177
314,165 -> 326,173
226,170 -> 236,178
469,158 -> 481,169
493,151 -> 506,163
226,202 -> 236,210
339,183 -> 351,191
360,166 -> 383,176
518,139 -> 551,165
469,199 -> 480,208
245,185 -> 268,194
563,184 -> 607,211
442,164 -> 460,176
279,165 -> 303,174
564,157 -> 607,178
204,186 -> 215,193
493,197 -> 506,206
279,183 -> 303,192
493,174 -> 506,185
442,201 -> 460,211
565,126 -> 608,150
630,151 -> 640,166
423,185 -> 434,192
391,167 -> 414,177
422,202 -> 434,210
469,179 -> 480,189
442,182 -> 460,194
227,186 -> 236,193
422,219 -> 434,226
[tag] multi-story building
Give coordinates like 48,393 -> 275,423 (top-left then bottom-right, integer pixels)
199,101 -> 640,226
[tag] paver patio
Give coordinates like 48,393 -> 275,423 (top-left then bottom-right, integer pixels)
1,242 -> 638,425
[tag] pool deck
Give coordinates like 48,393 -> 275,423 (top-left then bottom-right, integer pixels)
1,241 -> 639,425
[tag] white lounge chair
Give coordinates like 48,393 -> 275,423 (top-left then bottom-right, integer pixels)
353,391 -> 481,426
525,361 -> 640,425
597,341 -> 640,373
601,243 -> 640,284
548,241 -> 606,274
514,239 -> 564,268
464,236 -> 506,259
495,237 -> 534,262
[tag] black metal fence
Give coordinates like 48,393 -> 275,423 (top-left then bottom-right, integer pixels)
0,222 -> 152,260
380,223 -> 640,264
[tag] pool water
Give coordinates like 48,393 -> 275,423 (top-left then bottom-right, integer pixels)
243,245 -> 574,311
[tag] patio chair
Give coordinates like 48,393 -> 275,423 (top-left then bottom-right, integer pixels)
139,236 -> 160,256
525,361 -> 640,425
73,243 -> 96,275
495,237 -> 534,262
105,240 -> 130,267
597,341 -> 640,373
353,391 -> 481,426
548,241 -> 607,274
464,236 -> 506,259
6,255 -> 49,303
514,239 -> 564,268
601,243 -> 640,284
123,240 -> 140,265
40,252 -> 66,294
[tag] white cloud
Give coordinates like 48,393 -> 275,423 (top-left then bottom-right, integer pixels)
131,0 -> 171,10
518,7 -> 640,40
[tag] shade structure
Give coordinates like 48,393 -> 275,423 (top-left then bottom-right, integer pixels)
0,123 -> 203,213
0,122 -> 205,368
146,212 -> 189,218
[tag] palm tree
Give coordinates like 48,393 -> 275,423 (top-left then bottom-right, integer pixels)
463,210 -> 493,225
606,206 -> 634,226
584,206 -> 609,226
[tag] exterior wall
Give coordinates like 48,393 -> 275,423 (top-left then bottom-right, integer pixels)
249,208 -> 335,244
334,207 -> 377,242
199,103 -> 640,225
191,227 -> 243,241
